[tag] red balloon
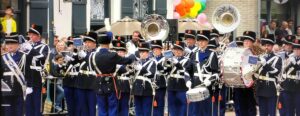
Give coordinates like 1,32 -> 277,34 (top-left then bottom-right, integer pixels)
175,1 -> 187,16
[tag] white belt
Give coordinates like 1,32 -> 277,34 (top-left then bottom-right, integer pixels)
3,72 -> 14,76
258,76 -> 276,82
120,76 -> 130,80
30,66 -> 42,70
79,70 -> 96,76
286,75 -> 300,80
68,72 -> 78,76
136,76 -> 152,83
170,74 -> 184,79
194,73 -> 212,78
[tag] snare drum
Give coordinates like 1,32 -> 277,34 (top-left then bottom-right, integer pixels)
186,87 -> 210,102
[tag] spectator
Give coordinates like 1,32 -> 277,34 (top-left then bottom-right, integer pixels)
275,21 -> 289,46
287,19 -> 294,34
0,6 -> 17,34
296,26 -> 300,40
265,20 -> 277,35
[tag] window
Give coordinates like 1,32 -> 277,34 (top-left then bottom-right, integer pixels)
90,0 -> 105,21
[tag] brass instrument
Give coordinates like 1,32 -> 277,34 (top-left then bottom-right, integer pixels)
141,14 -> 169,41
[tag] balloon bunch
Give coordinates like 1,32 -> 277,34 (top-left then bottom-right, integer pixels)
174,0 -> 207,19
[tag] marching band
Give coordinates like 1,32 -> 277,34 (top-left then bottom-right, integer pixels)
1,25 -> 300,116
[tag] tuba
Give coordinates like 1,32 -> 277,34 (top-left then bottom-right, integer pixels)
212,4 -> 240,34
141,14 -> 169,41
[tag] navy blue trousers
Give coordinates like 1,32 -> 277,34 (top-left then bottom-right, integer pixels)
233,88 -> 257,116
257,96 -> 277,116
75,89 -> 96,116
153,88 -> 166,116
212,87 -> 227,116
2,95 -> 24,116
279,91 -> 300,116
118,92 -> 130,116
168,91 -> 187,116
188,97 -> 212,116
26,87 -> 42,116
97,92 -> 118,116
134,95 -> 153,116
63,86 -> 77,116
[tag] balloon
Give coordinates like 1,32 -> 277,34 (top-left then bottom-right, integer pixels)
198,2 -> 206,13
201,0 -> 207,3
197,13 -> 207,23
204,22 -> 212,29
175,2 -> 187,16
174,0 -> 181,6
174,12 -> 181,19
189,2 -> 201,18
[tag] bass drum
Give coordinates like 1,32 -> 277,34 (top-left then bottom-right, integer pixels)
221,47 -> 255,88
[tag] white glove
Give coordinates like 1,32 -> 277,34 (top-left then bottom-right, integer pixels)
172,57 -> 179,64
20,42 -> 33,52
26,87 -> 33,95
78,50 -> 87,58
203,80 -> 211,87
259,57 -> 266,66
289,57 -> 296,65
134,64 -> 143,70
64,55 -> 74,62
186,81 -> 192,90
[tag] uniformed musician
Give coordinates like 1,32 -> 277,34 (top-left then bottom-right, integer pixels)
233,31 -> 257,116
150,40 -> 167,116
131,42 -> 157,116
62,42 -> 80,116
112,36 -> 132,116
189,30 -> 219,116
25,24 -> 50,116
280,37 -> 300,116
207,29 -> 227,116
184,30 -> 198,58
256,34 -> 282,116
91,32 -> 135,116
1,33 -> 30,116
166,41 -> 192,116
76,32 -> 98,116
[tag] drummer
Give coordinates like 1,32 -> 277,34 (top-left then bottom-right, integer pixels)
189,30 -> 219,116
233,31 -> 257,116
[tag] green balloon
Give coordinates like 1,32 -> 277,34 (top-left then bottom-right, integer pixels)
198,2 -> 206,13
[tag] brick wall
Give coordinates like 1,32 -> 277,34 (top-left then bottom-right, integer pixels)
203,0 -> 259,36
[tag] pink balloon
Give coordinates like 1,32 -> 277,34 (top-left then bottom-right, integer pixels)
174,0 -> 181,7
204,22 -> 212,29
174,12 -> 181,19
197,13 -> 207,24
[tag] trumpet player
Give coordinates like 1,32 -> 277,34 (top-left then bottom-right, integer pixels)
165,41 -> 192,116
189,30 -> 219,116
76,32 -> 98,116
256,34 -> 282,116
150,40 -> 167,116
280,38 -> 300,116
233,31 -> 257,116
131,42 -> 157,116
25,24 -> 50,116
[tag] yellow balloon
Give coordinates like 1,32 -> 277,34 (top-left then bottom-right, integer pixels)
189,2 -> 202,18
